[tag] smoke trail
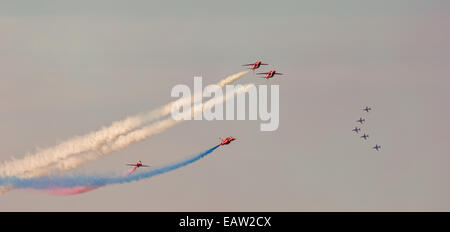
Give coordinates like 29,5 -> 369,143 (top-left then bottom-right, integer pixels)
32,165 -> 139,196
34,186 -> 100,196
0,71 -> 249,178
0,83 -> 254,194
25,84 -> 255,175
0,117 -> 142,177
0,145 -> 220,192
124,166 -> 138,177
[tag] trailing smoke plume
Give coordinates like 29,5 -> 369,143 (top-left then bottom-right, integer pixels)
0,71 -> 249,178
0,82 -> 254,195
1,145 -> 220,194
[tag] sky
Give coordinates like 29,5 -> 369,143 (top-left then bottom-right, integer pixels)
0,0 -> 450,211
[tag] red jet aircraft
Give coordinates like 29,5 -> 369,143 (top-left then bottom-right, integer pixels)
219,137 -> 236,146
242,61 -> 268,70
126,160 -> 151,168
257,70 -> 283,79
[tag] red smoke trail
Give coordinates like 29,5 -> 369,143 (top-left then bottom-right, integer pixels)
123,166 -> 138,177
37,186 -> 100,196
31,166 -> 139,196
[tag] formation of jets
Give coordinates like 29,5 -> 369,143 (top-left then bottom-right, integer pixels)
124,60 -> 277,174
124,61 -> 276,174
352,106 -> 381,152
242,60 -> 284,79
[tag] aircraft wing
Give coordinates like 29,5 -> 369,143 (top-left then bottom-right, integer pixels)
242,64 -> 253,66
261,63 -> 268,65
140,165 -> 151,167
125,164 -> 136,166
256,72 -> 269,75
274,73 -> 284,75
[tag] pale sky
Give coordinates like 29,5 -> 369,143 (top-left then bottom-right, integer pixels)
1,0 -> 450,211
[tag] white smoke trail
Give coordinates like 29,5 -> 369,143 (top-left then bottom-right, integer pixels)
0,82 -> 254,194
32,84 -> 255,175
0,71 -> 249,178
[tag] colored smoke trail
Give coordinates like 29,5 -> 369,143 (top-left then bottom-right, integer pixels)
0,145 -> 220,192
124,166 -> 138,177
35,186 -> 100,196
0,71 -> 248,179
34,165 -> 139,196
0,83 -> 254,195
25,84 -> 255,175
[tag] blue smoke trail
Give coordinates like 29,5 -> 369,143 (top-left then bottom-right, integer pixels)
0,145 -> 220,190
